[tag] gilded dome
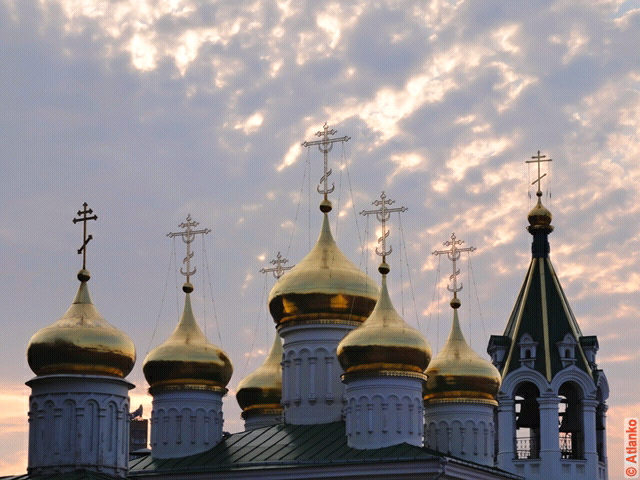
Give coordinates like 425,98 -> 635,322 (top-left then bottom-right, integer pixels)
268,213 -> 379,325
424,302 -> 501,405
337,275 -> 432,375
527,192 -> 554,233
236,333 -> 283,418
143,284 -> 233,394
27,270 -> 136,378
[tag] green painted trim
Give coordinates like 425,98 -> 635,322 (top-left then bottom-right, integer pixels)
546,259 -> 592,375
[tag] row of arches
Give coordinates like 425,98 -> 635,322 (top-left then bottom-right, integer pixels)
150,407 -> 223,448
281,347 -> 337,407
425,419 -> 495,459
345,395 -> 424,438
507,376 -> 607,462
28,395 -> 129,472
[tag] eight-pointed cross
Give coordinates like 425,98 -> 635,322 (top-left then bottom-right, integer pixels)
72,202 -> 97,270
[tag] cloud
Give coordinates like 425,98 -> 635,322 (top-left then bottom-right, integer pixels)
2,0 -> 640,475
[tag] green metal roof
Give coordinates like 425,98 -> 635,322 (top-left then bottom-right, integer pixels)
500,256 -> 592,382
2,470 -> 123,480
128,422 -> 519,478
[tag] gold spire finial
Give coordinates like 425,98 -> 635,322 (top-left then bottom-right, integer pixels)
301,122 -> 350,212
72,202 -> 97,279
167,214 -> 210,290
260,251 -> 293,279
432,233 -> 475,306
360,191 -> 407,274
526,150 -> 553,196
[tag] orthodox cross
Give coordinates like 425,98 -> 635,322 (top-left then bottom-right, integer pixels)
260,251 -> 293,279
432,233 -> 475,297
72,202 -> 97,270
526,150 -> 552,194
301,123 -> 350,201
360,192 -> 407,264
167,214 -> 210,283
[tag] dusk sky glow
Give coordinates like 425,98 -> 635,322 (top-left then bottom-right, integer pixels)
1,0 -> 639,477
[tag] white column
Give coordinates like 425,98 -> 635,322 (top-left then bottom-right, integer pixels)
599,403 -> 608,467
293,358 -> 301,405
309,357 -> 317,404
582,398 -> 599,477
538,394 -> 560,479
459,426 -> 466,455
325,357 -> 334,402
496,396 -> 515,472
282,357 -> 291,407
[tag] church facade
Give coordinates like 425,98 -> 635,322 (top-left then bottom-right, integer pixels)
13,146 -> 608,480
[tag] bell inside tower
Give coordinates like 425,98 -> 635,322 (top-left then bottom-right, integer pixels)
559,382 -> 584,459
514,382 -> 540,459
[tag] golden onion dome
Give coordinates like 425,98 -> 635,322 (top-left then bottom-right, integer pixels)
337,274 -> 432,375
424,299 -> 501,405
268,213 -> 379,325
527,191 -> 554,233
236,333 -> 283,418
143,283 -> 233,394
27,270 -> 136,378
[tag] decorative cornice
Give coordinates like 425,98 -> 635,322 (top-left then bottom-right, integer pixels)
148,382 -> 228,395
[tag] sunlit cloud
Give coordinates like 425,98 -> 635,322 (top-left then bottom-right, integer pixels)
315,2 -> 362,49
0,450 -> 27,477
388,152 -> 425,180
599,351 -> 640,364
330,76 -> 457,142
280,219 -> 295,231
549,27 -> 590,65
490,61 -> 537,112
235,112 -> 265,134
2,0 -> 640,475
278,144 -> 302,171
411,0 -> 464,32
241,273 -> 254,291
446,136 -> 512,182
492,24 -> 521,54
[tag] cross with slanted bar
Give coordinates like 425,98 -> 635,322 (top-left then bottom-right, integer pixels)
260,251 -> 293,279
72,202 -> 98,270
301,123 -> 350,201
167,215 -> 210,283
360,191 -> 407,263
526,150 -> 552,194
432,233 -> 475,297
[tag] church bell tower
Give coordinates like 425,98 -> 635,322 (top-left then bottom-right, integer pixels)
488,153 -> 608,479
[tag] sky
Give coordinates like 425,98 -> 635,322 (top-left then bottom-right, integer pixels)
1,0 -> 639,477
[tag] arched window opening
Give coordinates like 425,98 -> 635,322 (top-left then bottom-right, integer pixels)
515,382 -> 540,459
596,386 -> 606,463
559,382 -> 584,459
518,334 -> 537,368
557,333 -> 577,368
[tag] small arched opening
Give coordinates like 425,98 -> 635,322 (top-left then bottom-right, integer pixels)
596,386 -> 606,463
559,382 -> 584,459
515,382 -> 540,459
